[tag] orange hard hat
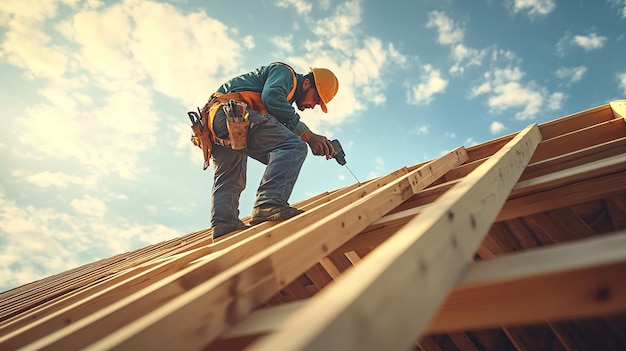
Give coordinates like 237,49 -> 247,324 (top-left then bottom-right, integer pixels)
310,67 -> 338,113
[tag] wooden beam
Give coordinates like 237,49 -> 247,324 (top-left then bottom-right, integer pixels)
317,258 -> 342,280
335,149 -> 626,254
222,301 -> 307,338
500,171 -> 626,222
530,118 -> 626,163
487,222 -> 524,253
398,123 -> 626,219
548,320 -> 591,351
464,136 -> 512,163
539,102 -> 613,140
0,173 -> 392,347
605,194 -> 626,231
344,251 -> 362,265
0,240 -> 213,336
505,218 -> 542,250
20,148 -> 467,351
610,99 -> 626,120
448,136 -> 626,183
303,264 -> 334,291
502,326 -> 554,351
248,124 -> 541,351
427,231 -> 626,333
524,208 -> 596,243
519,137 -> 626,181
402,152 -> 626,224
456,102 -> 613,169
0,164 -> 419,349
448,332 -> 480,351
511,153 -> 626,196
0,245 -> 214,349
416,336 -> 445,351
220,231 -> 626,341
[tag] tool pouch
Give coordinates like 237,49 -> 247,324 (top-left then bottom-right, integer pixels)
188,105 -> 214,170
224,100 -> 250,150
226,117 -> 250,150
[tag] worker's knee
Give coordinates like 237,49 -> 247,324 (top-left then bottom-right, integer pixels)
278,136 -> 307,165
285,138 -> 307,164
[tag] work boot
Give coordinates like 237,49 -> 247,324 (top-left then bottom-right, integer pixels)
249,204 -> 304,226
212,221 -> 249,239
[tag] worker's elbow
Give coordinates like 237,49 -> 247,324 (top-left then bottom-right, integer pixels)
295,138 -> 308,159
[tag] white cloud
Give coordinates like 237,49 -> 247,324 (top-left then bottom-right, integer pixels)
618,72 -> 626,95
490,121 -> 506,134
271,34 -> 295,53
1,0 -> 85,22
510,0 -> 556,16
0,191 -> 178,292
450,44 -> 488,75
387,43 -> 408,67
555,66 -> 587,84
470,66 -> 563,120
71,194 -> 108,218
608,0 -> 626,18
289,0 -> 405,130
0,1 -> 254,292
1,17 -> 68,79
311,0 -> 362,53
14,91 -> 154,180
242,35 -> 255,50
413,125 -> 430,135
547,92 -> 566,110
2,1 -> 254,183
58,5 -> 135,81
572,32 -> 607,51
490,82 -> 543,120
348,37 -> 390,105
407,64 -> 448,105
22,171 -> 93,188
426,11 -> 464,45
48,0 -> 249,106
368,156 -> 385,179
276,0 -> 312,14
124,2 -> 247,106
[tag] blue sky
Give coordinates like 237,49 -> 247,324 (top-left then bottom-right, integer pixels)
1,0 -> 625,292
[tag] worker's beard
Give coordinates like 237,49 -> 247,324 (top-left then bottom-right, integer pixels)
295,98 -> 305,111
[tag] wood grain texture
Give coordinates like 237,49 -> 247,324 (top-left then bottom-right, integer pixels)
248,125 -> 541,351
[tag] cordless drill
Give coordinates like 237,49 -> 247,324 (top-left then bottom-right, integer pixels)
329,139 -> 359,182
330,139 -> 346,165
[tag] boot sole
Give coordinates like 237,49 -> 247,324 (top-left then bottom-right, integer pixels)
250,208 -> 303,226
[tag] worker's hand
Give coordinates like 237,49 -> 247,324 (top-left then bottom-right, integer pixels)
305,133 -> 334,159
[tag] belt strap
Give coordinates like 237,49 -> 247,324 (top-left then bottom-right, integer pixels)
202,100 -> 231,148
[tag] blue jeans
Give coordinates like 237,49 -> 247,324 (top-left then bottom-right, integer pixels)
210,108 -> 308,229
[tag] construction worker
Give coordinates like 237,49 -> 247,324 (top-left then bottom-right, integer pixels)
205,62 -> 339,239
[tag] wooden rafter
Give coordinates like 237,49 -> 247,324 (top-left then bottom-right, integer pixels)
16,147 -> 468,351
610,100 -> 625,120
2,101 -> 626,351
247,124 -> 541,351
218,231 -> 626,344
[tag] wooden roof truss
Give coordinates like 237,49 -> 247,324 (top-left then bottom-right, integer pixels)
1,100 -> 626,350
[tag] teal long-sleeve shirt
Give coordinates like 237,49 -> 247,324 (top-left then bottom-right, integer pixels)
215,62 -> 310,136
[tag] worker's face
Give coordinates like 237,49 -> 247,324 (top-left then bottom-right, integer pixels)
296,79 -> 322,111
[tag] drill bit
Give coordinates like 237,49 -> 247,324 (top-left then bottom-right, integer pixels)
329,139 -> 360,184
344,164 -> 360,184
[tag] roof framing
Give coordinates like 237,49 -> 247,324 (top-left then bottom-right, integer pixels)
1,100 -> 626,351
